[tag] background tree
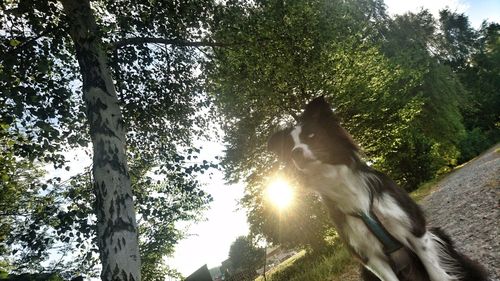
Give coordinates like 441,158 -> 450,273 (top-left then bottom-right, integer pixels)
378,10 -> 466,188
206,0 -> 483,251
227,236 -> 265,275
437,9 -> 478,71
458,22 -> 500,158
435,11 -> 500,160
0,126 -> 49,270
1,0 -> 217,279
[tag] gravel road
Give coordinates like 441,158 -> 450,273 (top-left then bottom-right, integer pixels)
421,144 -> 499,281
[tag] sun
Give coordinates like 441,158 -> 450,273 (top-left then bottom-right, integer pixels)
266,178 -> 294,210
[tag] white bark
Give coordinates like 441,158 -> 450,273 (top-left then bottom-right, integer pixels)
60,0 -> 141,280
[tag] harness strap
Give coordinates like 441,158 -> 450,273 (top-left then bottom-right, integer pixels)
359,212 -> 403,254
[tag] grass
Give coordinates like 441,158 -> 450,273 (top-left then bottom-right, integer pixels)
255,243 -> 355,281
410,175 -> 444,202
254,172 -> 453,281
409,156 -> 478,202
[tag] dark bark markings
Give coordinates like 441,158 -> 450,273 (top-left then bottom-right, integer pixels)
60,0 -> 140,280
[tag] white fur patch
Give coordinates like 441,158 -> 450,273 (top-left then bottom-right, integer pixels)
408,231 -> 462,281
290,125 -> 316,160
343,215 -> 383,256
372,193 -> 412,242
316,165 -> 371,214
365,258 -> 400,281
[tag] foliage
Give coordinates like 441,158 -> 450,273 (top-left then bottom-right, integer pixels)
227,236 -> 265,275
0,273 -> 65,281
0,0 -> 85,168
378,135 -> 438,191
437,10 -> 478,70
457,128 -> 493,163
207,0 -> 473,252
377,10 -> 467,189
454,22 -> 500,162
136,165 -> 213,281
1,0 -> 216,166
0,126 -> 52,270
469,22 -> 500,134
435,11 -> 500,163
1,0 -> 218,278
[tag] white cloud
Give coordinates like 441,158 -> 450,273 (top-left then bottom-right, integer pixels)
384,0 -> 469,17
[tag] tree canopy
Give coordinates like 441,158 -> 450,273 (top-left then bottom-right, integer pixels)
206,0 -> 499,250
227,236 -> 264,275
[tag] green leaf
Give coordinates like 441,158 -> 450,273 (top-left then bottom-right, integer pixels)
9,39 -> 21,47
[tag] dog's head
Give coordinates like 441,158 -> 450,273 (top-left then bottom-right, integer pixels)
268,96 -> 359,172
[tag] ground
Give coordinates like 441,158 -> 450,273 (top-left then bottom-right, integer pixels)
421,144 -> 499,281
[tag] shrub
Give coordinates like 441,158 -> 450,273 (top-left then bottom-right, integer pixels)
458,128 -> 495,163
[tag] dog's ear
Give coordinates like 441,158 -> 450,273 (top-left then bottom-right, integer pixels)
268,129 -> 293,160
301,96 -> 336,122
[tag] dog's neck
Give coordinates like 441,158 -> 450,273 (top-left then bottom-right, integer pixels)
305,163 -> 372,214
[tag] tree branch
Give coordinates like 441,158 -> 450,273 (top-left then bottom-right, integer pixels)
0,211 -> 32,216
113,37 -> 232,50
1,23 -> 64,60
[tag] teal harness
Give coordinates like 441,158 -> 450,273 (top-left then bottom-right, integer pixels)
359,212 -> 403,254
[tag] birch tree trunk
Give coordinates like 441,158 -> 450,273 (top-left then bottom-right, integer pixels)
60,0 -> 141,280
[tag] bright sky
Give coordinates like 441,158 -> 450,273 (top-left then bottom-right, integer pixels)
166,141 -> 248,276
168,0 -> 500,278
384,0 -> 500,28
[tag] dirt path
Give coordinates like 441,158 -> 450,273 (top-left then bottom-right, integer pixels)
421,145 -> 500,281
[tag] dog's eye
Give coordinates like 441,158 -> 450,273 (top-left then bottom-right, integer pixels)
308,133 -> 315,139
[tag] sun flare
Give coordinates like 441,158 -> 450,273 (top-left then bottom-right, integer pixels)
266,178 -> 294,210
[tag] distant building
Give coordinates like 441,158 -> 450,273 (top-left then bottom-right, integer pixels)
224,269 -> 256,281
220,258 -> 232,276
217,258 -> 257,281
208,266 -> 223,281
256,246 -> 298,275
185,264 -> 213,281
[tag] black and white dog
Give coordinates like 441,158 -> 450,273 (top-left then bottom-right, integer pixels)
268,96 -> 488,281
